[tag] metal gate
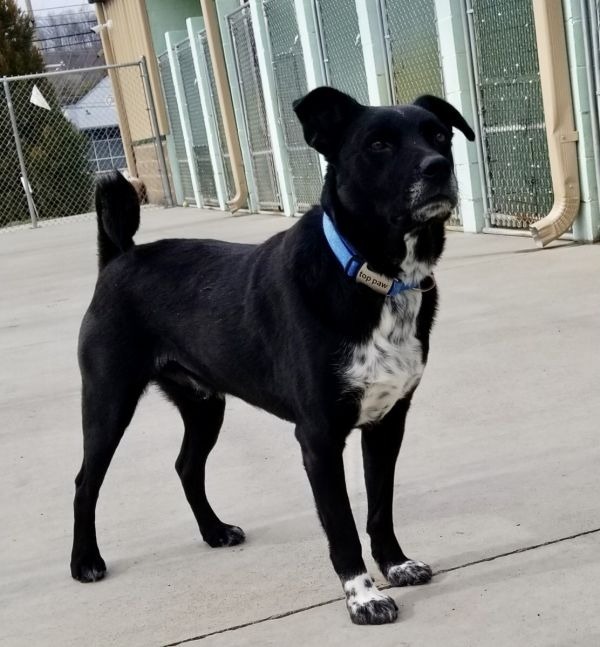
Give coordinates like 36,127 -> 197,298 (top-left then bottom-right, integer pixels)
228,3 -> 281,211
314,0 -> 369,104
158,51 -> 196,205
380,0 -> 456,223
380,0 -> 444,104
176,37 -> 219,206
468,0 -> 553,229
264,0 -> 322,210
199,29 -> 236,199
1,60 -> 169,229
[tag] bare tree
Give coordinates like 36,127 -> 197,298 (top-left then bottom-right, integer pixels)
32,5 -> 106,101
34,6 -> 99,54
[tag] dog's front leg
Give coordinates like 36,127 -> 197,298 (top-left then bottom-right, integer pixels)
361,398 -> 433,588
296,424 -> 398,625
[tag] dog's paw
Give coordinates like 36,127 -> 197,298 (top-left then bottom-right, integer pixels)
203,523 -> 246,548
344,574 -> 398,625
386,559 -> 432,587
70,552 -> 107,583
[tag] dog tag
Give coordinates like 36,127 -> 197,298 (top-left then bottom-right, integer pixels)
356,263 -> 393,295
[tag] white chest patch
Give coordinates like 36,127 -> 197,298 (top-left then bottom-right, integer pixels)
345,234 -> 433,427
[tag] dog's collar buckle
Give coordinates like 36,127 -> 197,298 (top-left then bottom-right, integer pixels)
356,263 -> 394,295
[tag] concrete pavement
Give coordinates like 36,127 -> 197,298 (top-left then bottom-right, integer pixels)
1,208 -> 599,646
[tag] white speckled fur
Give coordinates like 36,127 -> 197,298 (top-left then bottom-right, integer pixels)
345,234 -> 434,427
344,573 -> 388,609
387,559 -> 432,586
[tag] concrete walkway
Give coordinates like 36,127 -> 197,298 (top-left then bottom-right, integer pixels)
1,208 -> 599,647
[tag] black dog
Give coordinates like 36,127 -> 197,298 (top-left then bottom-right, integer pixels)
71,87 -> 474,625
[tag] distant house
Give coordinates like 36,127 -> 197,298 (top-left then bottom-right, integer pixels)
63,76 -> 126,174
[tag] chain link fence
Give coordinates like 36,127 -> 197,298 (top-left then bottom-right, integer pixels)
264,0 -> 322,210
314,0 -> 369,104
228,3 -> 280,211
199,29 -> 236,200
176,37 -> 219,207
0,61 -> 170,230
379,0 -> 456,223
158,51 -> 196,205
470,0 -> 553,228
380,0 -> 444,104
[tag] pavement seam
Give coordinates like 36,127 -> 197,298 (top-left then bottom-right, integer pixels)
160,525 -> 600,646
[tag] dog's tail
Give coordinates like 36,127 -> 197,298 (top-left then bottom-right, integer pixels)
95,171 -> 140,271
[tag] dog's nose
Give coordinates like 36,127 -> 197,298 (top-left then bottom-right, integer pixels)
420,155 -> 451,182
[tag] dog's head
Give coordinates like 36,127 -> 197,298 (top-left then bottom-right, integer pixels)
293,87 -> 474,240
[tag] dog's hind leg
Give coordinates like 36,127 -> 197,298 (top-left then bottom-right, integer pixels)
71,369 -> 148,583
361,398 -> 432,588
158,379 -> 245,548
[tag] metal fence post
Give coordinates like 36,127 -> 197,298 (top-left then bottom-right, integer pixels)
157,51 -> 187,206
295,0 -> 326,89
462,0 -> 491,228
187,17 -> 229,211
166,30 -> 204,208
566,0 -> 600,242
355,0 -> 392,105
249,0 -> 296,216
139,56 -> 174,207
219,2 -> 259,212
295,0 -> 328,178
2,78 -> 38,227
434,0 -> 485,232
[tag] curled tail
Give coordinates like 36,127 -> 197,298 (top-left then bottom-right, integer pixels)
95,171 -> 141,271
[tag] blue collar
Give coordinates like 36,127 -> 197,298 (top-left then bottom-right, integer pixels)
321,212 -> 428,297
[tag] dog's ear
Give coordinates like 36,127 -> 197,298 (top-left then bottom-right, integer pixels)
413,95 -> 475,141
293,87 -> 365,158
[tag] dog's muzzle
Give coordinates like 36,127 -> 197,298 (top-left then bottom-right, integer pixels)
408,175 -> 458,222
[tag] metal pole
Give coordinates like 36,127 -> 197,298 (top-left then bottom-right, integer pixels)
139,56 -> 174,207
23,0 -> 34,26
462,0 -> 492,227
188,20 -> 228,211
201,0 -> 248,212
166,31 -> 204,208
249,0 -> 296,215
581,0 -> 600,224
224,5 -> 260,212
3,79 -> 38,228
355,0 -> 392,105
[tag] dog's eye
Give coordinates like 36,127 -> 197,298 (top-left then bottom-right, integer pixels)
435,132 -> 448,144
369,140 -> 392,152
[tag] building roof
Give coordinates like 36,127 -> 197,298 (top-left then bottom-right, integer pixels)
62,75 -> 118,130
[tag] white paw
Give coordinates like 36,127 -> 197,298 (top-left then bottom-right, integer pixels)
386,559 -> 432,587
344,573 -> 398,625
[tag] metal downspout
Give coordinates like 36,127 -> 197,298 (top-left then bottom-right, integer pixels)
529,0 -> 581,247
200,0 -> 248,212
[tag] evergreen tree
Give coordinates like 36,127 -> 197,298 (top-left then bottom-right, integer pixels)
0,0 -> 93,225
